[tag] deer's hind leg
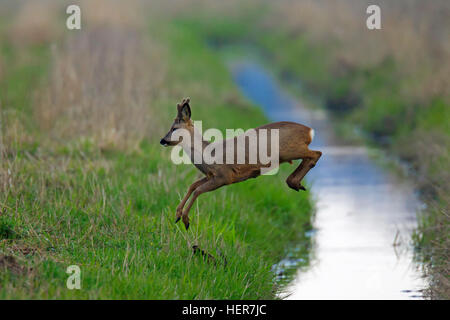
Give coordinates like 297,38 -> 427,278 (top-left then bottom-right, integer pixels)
286,148 -> 322,192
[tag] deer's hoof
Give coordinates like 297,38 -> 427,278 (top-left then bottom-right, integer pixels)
182,215 -> 190,230
175,217 -> 181,223
287,180 -> 299,192
287,180 -> 307,192
286,180 -> 297,191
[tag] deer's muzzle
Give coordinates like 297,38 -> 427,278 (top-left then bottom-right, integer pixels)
160,138 -> 169,146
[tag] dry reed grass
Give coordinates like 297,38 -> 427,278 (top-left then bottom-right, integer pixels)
81,0 -> 144,29
2,0 -> 167,198
272,0 -> 450,102
7,0 -> 61,47
35,0 -> 166,151
410,131 -> 450,299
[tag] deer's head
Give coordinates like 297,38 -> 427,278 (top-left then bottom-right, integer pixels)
160,97 -> 193,147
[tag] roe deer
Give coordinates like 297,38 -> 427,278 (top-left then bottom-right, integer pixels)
160,98 -> 322,230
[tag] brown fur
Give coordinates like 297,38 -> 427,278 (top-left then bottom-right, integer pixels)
161,98 -> 322,230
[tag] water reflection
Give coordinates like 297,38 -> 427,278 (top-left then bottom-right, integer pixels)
229,60 -> 426,300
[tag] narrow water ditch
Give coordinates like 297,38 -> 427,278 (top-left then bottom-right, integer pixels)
227,58 -> 427,299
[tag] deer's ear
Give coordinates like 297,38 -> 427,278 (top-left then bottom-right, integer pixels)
180,103 -> 191,121
177,99 -> 191,122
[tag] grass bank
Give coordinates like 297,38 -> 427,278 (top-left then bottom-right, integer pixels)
0,2 -> 312,299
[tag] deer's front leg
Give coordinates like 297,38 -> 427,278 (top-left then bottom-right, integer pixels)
181,177 -> 226,230
175,177 -> 208,223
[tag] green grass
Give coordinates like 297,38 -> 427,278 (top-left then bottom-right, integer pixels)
0,16 -> 313,299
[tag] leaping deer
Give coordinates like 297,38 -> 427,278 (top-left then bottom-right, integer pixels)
160,98 -> 322,230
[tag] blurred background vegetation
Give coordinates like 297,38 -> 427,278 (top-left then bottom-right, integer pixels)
0,0 -> 448,299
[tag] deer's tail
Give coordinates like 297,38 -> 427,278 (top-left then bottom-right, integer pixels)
309,128 -> 315,144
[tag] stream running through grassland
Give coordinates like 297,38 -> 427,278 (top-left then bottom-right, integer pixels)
228,59 -> 427,300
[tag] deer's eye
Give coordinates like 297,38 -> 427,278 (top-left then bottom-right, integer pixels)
172,128 -> 178,132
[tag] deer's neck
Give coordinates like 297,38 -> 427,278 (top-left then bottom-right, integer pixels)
180,126 -> 211,174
